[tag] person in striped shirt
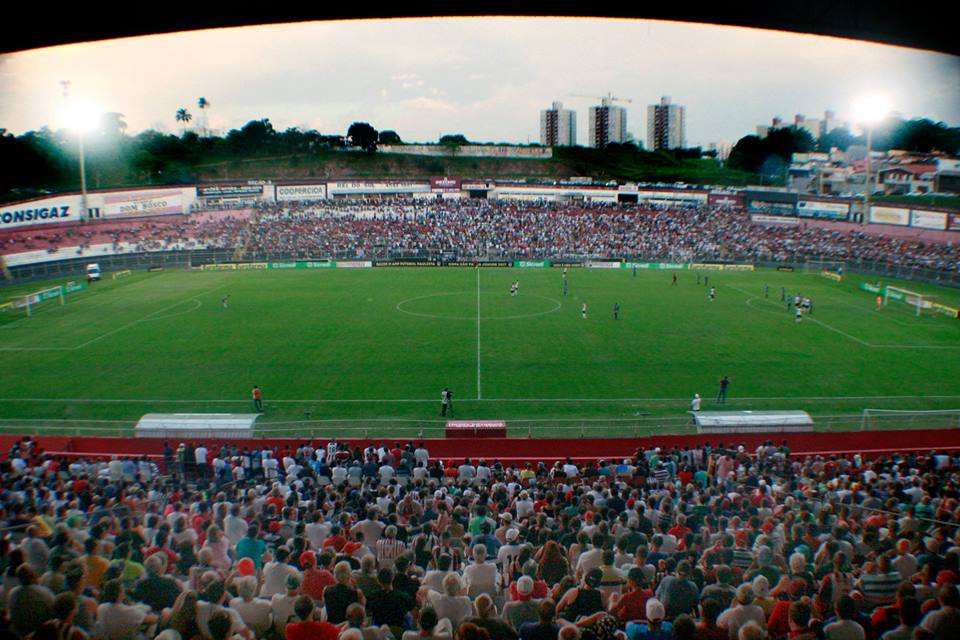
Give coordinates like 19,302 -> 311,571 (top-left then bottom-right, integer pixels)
858,555 -> 903,609
375,525 -> 406,570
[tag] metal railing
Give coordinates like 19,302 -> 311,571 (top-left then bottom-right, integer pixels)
2,411 -> 957,440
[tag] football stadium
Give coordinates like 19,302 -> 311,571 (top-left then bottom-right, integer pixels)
1,13 -> 959,640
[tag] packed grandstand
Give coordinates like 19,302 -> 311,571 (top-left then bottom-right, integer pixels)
2,200 -> 958,274
0,435 -> 958,640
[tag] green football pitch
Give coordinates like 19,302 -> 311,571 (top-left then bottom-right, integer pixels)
1,267 -> 959,437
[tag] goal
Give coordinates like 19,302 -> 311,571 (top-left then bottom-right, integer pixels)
13,286 -> 64,317
884,286 -> 935,317
860,409 -> 960,431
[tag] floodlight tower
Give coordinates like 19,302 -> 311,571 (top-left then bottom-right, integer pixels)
852,95 -> 891,224
61,82 -> 99,224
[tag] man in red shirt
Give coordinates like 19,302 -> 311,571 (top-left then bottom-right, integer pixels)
301,551 -> 337,603
610,568 -> 653,623
286,595 -> 339,640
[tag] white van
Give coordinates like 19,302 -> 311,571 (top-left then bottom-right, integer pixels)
86,263 -> 101,282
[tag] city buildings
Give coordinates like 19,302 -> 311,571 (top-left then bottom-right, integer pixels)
587,97 -> 627,148
646,96 -> 686,150
539,101 -> 577,147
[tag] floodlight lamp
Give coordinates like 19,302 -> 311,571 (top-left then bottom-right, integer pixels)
852,95 -> 891,126
61,100 -> 100,133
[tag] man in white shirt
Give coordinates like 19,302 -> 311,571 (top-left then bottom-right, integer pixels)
459,459 -> 477,482
575,534 -> 605,579
717,584 -> 767,640
195,444 -> 209,476
352,511 -> 387,547
260,548 -> 301,598
462,544 -> 499,598
305,513 -> 331,550
497,528 -> 523,567
96,580 -> 158,640
414,443 -> 430,467
224,505 -> 248,546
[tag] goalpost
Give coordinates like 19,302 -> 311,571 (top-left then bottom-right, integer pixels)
860,409 -> 960,431
884,286 -> 935,317
14,286 -> 65,317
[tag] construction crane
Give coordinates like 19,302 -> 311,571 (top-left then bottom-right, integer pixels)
568,92 -> 632,104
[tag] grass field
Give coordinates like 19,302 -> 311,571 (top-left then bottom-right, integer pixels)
2,266 -> 959,438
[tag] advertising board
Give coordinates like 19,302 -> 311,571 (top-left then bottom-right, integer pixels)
275,184 -> 328,202
869,206 -> 910,226
796,200 -> 850,220
950,214 -> 960,231
197,185 -> 264,198
515,261 -> 550,268
103,190 -> 183,218
910,209 -> 947,230
0,195 -> 81,230
430,177 -> 462,191
751,215 -> 800,225
708,193 -> 745,207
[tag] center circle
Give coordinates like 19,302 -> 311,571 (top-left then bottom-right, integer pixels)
396,291 -> 562,321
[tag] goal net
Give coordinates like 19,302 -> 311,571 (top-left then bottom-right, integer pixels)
804,260 -> 845,274
884,286 -> 935,317
8,286 -> 65,317
860,409 -> 960,431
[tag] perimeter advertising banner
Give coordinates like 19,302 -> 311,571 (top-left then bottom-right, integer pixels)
869,206 -> 910,226
751,215 -> 800,225
690,263 -> 755,271
268,261 -> 335,269
275,184 -> 327,202
430,177 -> 462,191
515,261 -> 550,268
0,195 -> 81,230
622,262 -> 689,270
950,214 -> 960,231
708,192 -> 745,208
910,209 -> 947,230
796,200 -> 850,220
103,189 -> 183,218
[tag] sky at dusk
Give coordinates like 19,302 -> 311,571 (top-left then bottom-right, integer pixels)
1,17 -> 958,148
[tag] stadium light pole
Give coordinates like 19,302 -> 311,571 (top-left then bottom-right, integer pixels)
852,95 -> 891,225
61,90 -> 100,225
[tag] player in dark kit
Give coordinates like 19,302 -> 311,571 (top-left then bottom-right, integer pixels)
716,376 -> 730,404
672,273 -> 678,286
613,303 -> 620,320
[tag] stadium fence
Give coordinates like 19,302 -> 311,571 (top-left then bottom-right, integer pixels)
3,248 -> 958,290
3,411 -> 957,439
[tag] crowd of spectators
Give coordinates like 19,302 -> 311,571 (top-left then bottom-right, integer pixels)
2,200 -> 957,273
1,435 -> 959,640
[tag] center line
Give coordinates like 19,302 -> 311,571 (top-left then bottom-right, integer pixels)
476,267 -> 482,400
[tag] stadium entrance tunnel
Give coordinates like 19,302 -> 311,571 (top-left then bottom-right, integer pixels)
395,291 -> 562,320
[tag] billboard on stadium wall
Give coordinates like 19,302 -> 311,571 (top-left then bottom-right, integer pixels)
327,181 -> 431,195
796,200 -> 850,220
275,184 -> 327,202
430,177 -> 462,191
745,190 -> 798,216
551,261 -> 583,268
197,184 -> 264,198
268,261 -> 335,269
690,263 -> 755,271
103,189 -> 183,218
869,206 -> 910,226
708,192 -> 745,207
637,190 -> 708,204
950,214 -> 960,231
0,195 -> 81,230
910,209 -> 947,230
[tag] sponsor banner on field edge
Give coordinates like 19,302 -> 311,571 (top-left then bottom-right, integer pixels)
448,261 -> 512,267
588,261 -> 622,269
751,214 -> 799,225
869,206 -> 910,226
268,261 -> 335,269
337,261 -> 372,268
910,209 -> 947,230
820,270 -> 843,282
550,261 -> 583,268
103,190 -> 183,217
515,261 -> 550,268
446,421 -> 507,429
776,266 -> 795,272
64,281 -> 87,293
375,260 -> 440,267
622,262 -> 689,270
859,282 -> 882,294
275,184 -> 327,202
690,263 -> 755,271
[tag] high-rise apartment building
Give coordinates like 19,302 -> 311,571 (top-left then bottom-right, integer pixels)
646,96 -> 686,150
539,101 -> 577,146
587,97 -> 627,148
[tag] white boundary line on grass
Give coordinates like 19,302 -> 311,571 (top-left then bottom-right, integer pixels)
2,394 -> 960,404
0,282 -> 225,352
730,285 -> 960,350
476,267 -> 482,400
